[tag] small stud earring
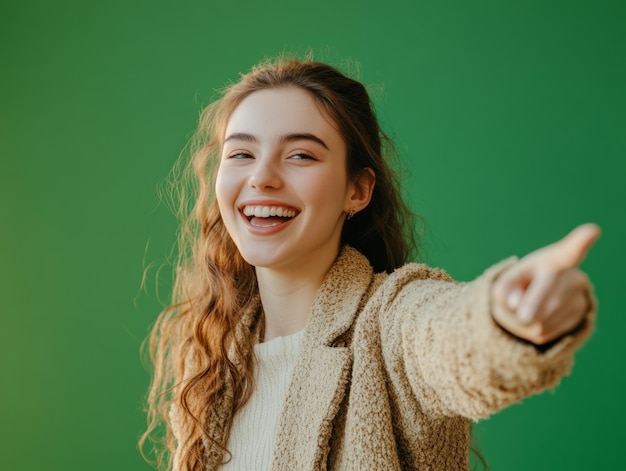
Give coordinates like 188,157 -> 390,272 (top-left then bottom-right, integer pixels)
347,208 -> 356,220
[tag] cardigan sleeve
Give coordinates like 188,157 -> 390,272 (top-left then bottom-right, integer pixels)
382,258 -> 596,421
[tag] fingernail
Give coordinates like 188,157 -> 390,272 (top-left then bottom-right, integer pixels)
507,289 -> 522,310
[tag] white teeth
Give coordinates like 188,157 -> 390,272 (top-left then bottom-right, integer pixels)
242,205 -> 297,218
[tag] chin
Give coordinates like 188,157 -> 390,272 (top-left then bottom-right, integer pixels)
235,247 -> 283,269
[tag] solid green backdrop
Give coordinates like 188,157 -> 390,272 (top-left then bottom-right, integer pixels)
1,0 -> 624,469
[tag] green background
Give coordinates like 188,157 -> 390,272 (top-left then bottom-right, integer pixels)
1,0 -> 624,469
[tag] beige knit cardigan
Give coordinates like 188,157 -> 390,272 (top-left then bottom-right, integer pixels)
172,246 -> 594,470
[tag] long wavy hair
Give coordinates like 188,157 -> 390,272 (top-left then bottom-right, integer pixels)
140,56 -> 419,471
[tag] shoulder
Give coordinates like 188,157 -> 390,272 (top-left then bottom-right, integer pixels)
318,245 -> 462,332
385,261 -> 456,286
338,245 -> 455,284
368,259 -> 458,309
331,245 -> 459,308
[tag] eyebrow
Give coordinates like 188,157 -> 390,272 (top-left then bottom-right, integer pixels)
224,132 -> 329,150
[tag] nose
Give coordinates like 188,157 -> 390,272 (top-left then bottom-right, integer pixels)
248,157 -> 282,190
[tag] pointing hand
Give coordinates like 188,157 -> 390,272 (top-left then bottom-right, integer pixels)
492,224 -> 600,345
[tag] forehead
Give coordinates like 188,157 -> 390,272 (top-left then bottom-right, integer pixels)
224,87 -> 341,141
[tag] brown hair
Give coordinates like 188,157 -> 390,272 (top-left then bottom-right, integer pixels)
140,55 -> 419,470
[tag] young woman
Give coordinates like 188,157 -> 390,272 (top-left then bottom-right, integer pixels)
142,57 -> 598,471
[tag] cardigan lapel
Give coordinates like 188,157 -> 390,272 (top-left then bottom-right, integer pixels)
271,246 -> 374,470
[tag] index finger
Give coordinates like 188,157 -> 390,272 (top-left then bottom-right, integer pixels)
550,223 -> 601,270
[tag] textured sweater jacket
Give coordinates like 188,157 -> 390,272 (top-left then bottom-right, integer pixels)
173,246 -> 595,470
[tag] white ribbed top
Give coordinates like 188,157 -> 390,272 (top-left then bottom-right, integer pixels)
221,329 -> 305,471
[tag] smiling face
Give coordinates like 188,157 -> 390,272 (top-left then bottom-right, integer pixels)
215,86 -> 359,274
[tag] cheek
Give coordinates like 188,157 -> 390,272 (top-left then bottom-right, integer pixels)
214,169 -> 237,220
324,168 -> 351,198
303,171 -> 350,210
215,165 -> 235,199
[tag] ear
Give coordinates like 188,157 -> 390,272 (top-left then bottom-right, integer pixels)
345,168 -> 375,214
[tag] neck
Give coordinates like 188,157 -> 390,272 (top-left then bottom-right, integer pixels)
255,250 -> 339,342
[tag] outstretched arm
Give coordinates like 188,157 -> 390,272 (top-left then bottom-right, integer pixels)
392,224 -> 599,420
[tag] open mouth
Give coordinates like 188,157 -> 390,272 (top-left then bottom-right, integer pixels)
241,205 -> 299,227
